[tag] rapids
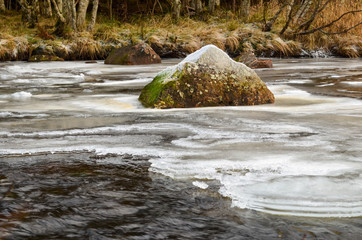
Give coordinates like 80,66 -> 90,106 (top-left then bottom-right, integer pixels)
0,58 -> 361,239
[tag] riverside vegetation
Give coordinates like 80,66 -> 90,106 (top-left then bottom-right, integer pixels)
0,0 -> 361,61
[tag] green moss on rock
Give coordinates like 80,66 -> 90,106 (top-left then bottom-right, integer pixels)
28,55 -> 64,62
139,45 -> 275,109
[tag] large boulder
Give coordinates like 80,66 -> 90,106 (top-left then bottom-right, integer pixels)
105,43 -> 161,65
139,45 -> 274,108
235,50 -> 273,69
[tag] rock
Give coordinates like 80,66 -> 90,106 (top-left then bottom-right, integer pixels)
235,51 -> 273,69
235,50 -> 256,66
31,44 -> 54,56
104,43 -> 161,65
150,42 -> 187,58
28,55 -> 64,62
148,35 -> 188,58
139,45 -> 274,108
249,59 -> 273,69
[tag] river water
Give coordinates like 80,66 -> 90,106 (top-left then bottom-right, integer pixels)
0,58 -> 361,239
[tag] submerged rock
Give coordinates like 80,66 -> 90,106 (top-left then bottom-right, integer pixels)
104,43 -> 161,65
139,45 -> 274,108
235,51 -> 273,69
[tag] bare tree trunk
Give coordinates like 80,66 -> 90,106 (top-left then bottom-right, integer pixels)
76,0 -> 89,31
240,0 -> 250,19
208,0 -> 216,13
298,0 -> 332,31
57,0 -> 62,13
293,0 -> 312,24
18,0 -> 39,27
173,0 -> 181,20
87,0 -> 98,31
45,0 -> 52,16
71,0 -> 77,29
191,0 -> 202,14
52,0 -> 77,34
0,0 -> 5,11
264,1 -> 289,31
32,0 -> 40,23
51,0 -> 65,22
18,0 -> 31,23
109,0 -> 112,19
64,0 -> 76,30
280,0 -> 296,35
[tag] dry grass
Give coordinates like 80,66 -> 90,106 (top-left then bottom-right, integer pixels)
225,31 -> 240,52
0,34 -> 29,60
70,35 -> 104,60
313,1 -> 361,38
0,1 -> 361,60
248,0 -> 362,56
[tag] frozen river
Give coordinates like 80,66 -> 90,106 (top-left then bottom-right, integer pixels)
0,58 -> 361,239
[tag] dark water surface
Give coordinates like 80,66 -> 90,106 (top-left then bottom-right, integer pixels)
0,58 -> 362,239
2,153 -> 362,240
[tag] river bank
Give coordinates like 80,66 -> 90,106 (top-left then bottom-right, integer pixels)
1,11 -> 361,62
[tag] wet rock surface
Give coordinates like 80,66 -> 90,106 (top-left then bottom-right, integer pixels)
105,43 -> 161,65
139,45 -> 275,108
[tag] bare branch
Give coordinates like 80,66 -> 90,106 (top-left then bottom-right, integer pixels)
298,0 -> 334,31
51,0 -> 66,22
319,21 -> 362,35
296,9 -> 362,35
263,1 -> 289,32
280,0 -> 297,35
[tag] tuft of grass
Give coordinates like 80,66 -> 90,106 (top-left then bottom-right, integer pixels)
225,31 -> 240,52
70,35 -> 104,60
0,34 -> 29,60
183,40 -> 202,54
268,37 -> 292,56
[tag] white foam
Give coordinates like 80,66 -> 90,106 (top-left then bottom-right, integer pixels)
0,74 -> 15,80
193,181 -> 209,189
340,81 -> 362,86
0,111 -> 12,118
11,91 -> 32,101
316,83 -> 335,87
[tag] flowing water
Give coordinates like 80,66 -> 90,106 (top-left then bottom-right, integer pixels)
0,58 -> 361,239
